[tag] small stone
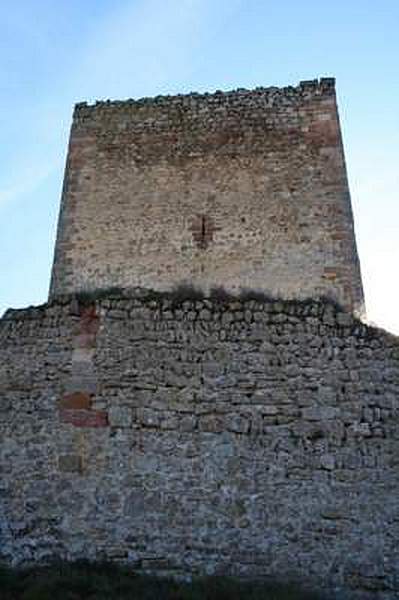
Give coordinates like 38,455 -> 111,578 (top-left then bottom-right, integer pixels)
262,405 -> 279,416
199,309 -> 211,320
320,454 -> 335,471
226,414 -> 250,434
108,406 -> 132,428
303,406 -> 339,421
337,313 -> 352,327
199,414 -> 224,433
58,454 -> 82,473
180,414 -> 197,431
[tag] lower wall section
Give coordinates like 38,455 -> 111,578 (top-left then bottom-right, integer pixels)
1,295 -> 399,599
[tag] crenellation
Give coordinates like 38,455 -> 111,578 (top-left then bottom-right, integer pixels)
73,78 -> 336,116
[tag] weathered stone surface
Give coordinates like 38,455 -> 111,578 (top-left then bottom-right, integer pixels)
49,79 -> 364,315
108,406 -> 132,428
58,454 -> 82,473
0,295 -> 398,599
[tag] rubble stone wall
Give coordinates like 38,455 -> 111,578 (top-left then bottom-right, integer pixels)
49,79 -> 364,314
0,295 -> 398,598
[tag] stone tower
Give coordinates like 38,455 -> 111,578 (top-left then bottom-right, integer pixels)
49,78 -> 364,314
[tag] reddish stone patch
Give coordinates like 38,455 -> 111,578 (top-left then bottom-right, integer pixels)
72,305 -> 100,348
323,269 -> 337,281
60,392 -> 92,410
60,409 -> 108,428
331,232 -> 347,241
323,266 -> 344,282
306,118 -> 339,147
80,306 -> 100,335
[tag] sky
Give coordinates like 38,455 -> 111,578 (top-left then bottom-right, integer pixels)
0,0 -> 398,333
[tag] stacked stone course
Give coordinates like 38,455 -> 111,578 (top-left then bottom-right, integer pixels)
1,294 -> 399,598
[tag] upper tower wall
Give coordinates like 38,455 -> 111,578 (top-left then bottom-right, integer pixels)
49,78 -> 364,314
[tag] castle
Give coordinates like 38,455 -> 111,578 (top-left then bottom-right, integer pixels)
50,78 -> 364,315
1,79 -> 398,599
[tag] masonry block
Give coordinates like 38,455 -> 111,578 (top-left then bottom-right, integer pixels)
60,408 -> 108,428
58,454 -> 82,473
59,391 -> 92,410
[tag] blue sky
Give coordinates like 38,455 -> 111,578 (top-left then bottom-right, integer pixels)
1,0 -> 398,333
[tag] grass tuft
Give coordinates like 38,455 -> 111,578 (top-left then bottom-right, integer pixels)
168,284 -> 205,307
0,561 -> 328,600
209,286 -> 232,304
75,287 -> 125,306
238,288 -> 274,302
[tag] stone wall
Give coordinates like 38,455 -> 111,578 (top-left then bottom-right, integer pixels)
1,294 -> 398,598
49,78 -> 364,314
